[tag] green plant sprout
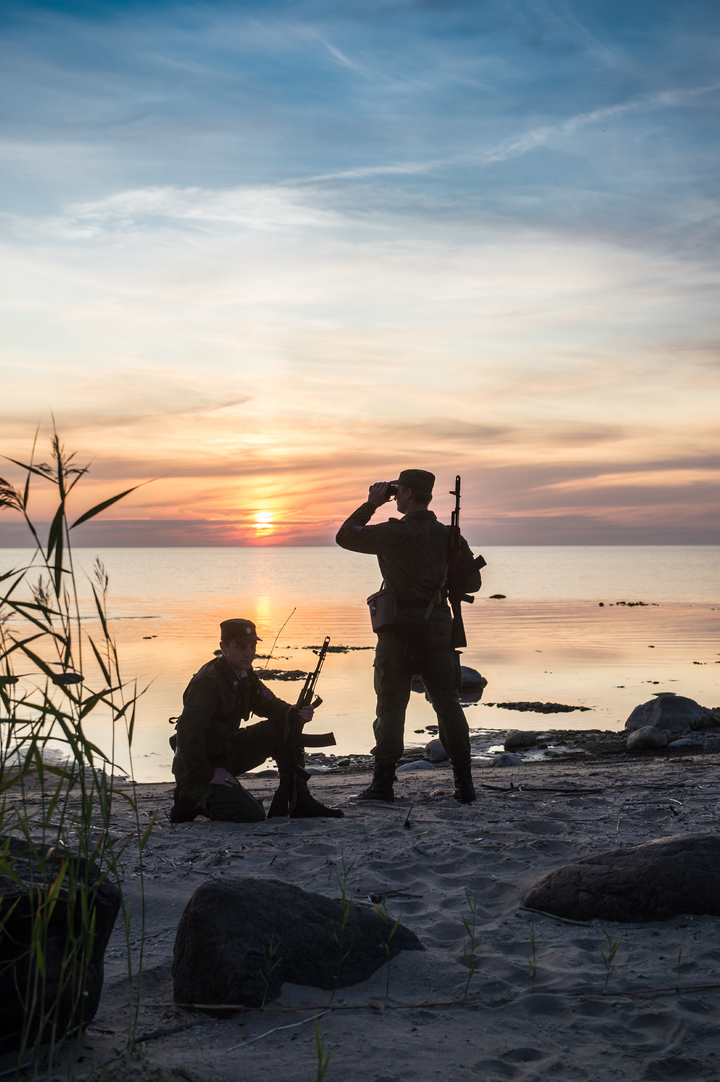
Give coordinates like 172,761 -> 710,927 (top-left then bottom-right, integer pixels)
330,849 -> 356,1001
259,935 -> 282,1008
527,917 -> 538,992
675,946 -> 684,989
460,888 -> 483,1002
600,924 -> 622,993
373,893 -> 401,1000
314,1016 -> 333,1082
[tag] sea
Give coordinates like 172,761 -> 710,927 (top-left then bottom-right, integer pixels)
3,546 -> 719,782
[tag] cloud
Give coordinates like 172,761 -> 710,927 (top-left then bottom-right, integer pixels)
537,468 -> 720,492
475,82 -> 720,165
306,30 -> 377,81
61,185 -> 344,235
0,1 -> 718,544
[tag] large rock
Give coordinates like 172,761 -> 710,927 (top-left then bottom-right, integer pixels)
173,877 -> 424,1010
412,667 -> 487,691
523,834 -> 720,922
425,738 -> 449,762
0,835 -> 120,1054
460,667 -> 487,689
624,694 -> 720,734
504,732 -> 537,751
626,726 -> 668,751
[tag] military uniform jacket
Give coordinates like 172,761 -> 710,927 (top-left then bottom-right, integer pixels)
336,502 -> 482,611
172,655 -> 286,786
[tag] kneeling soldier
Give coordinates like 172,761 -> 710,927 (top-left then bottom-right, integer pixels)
169,618 -> 343,823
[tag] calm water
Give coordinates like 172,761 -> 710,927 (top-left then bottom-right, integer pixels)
3,546 -> 719,781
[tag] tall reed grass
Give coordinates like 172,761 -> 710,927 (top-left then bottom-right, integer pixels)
0,432 -> 150,1074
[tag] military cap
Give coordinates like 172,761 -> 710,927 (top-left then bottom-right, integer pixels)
219,618 -> 261,643
390,469 -> 435,493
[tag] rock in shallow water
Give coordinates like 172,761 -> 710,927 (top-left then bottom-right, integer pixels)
523,833 -> 720,922
624,694 -> 720,733
459,666 -> 487,688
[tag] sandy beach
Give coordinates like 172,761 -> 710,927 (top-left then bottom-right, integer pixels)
13,745 -> 720,1082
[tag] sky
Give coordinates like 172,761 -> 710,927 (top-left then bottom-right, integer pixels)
1,0 -> 719,545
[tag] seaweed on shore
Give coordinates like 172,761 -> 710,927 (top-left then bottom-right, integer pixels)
301,645 -> 374,652
261,669 -> 307,681
485,701 -> 591,713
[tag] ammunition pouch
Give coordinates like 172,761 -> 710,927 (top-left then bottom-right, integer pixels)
367,588 -> 435,646
367,587 -> 398,633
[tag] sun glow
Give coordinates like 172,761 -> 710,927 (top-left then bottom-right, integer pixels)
252,511 -> 276,536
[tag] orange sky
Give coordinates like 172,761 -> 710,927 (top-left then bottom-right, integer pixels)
1,3 -> 719,546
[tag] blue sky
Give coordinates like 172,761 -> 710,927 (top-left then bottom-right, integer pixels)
1,0 -> 719,543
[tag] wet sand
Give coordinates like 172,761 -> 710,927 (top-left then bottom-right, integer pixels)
22,747 -> 720,1082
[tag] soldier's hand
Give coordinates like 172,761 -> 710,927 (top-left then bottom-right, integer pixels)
368,482 -> 394,507
210,767 -> 238,788
298,705 -> 314,723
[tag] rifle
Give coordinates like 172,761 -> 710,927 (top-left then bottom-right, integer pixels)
267,636 -> 335,818
447,476 -> 486,649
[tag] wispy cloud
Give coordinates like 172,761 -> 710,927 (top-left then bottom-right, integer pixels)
64,185 -> 343,233
291,81 -> 720,187
478,82 -> 720,165
306,31 -> 376,81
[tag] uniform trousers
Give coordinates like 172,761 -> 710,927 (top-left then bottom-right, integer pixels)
180,718 -> 279,823
371,609 -> 471,767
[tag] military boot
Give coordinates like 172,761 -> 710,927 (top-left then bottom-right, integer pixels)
356,763 -> 396,803
451,761 -> 477,804
291,772 -> 344,819
169,786 -> 201,823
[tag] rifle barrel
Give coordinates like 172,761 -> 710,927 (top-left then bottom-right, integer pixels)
297,636 -> 330,709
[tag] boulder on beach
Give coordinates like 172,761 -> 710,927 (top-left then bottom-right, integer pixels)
624,694 -> 720,733
0,835 -> 120,1054
493,752 -> 524,767
173,877 -> 424,1011
425,737 -> 449,762
626,726 -> 668,751
523,833 -> 720,922
504,731 -> 537,751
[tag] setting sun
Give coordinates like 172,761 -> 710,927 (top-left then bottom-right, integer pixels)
252,512 -> 276,537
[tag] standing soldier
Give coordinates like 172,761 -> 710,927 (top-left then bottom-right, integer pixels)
336,469 -> 483,804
